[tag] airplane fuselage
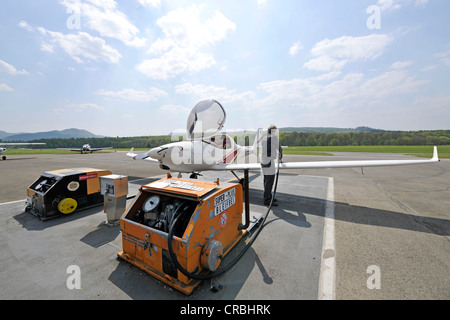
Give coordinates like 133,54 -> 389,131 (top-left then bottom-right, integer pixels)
147,137 -> 253,173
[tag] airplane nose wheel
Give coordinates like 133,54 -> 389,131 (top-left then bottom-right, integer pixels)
189,172 -> 202,179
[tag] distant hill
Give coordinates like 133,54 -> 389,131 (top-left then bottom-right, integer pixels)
279,126 -> 388,133
0,131 -> 18,140
1,128 -> 105,141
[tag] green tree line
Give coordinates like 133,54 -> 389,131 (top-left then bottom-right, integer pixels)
21,136 -> 175,149
279,130 -> 450,146
3,130 -> 450,149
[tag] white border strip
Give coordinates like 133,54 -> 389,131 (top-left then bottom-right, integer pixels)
318,177 -> 336,300
0,199 -> 26,206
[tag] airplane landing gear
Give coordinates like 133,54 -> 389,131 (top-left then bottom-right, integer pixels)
189,172 -> 203,179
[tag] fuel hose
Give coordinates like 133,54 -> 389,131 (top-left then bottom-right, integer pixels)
167,160 -> 281,281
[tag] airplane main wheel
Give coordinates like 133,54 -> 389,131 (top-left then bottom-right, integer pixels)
57,198 -> 78,215
1,156 -> 6,160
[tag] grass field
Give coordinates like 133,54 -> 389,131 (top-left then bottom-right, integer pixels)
283,145 -> 450,158
3,149 -> 116,155
3,145 -> 449,158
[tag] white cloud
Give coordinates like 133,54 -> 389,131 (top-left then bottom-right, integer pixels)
137,0 -> 161,8
137,48 -> 216,80
137,5 -> 236,79
415,0 -> 429,7
311,34 -> 393,61
18,20 -> 33,32
376,0 -> 429,12
97,87 -> 168,102
53,103 -> 104,115
357,70 -> 428,99
52,108 -> 65,115
435,49 -> 450,66
390,60 -> 413,69
175,82 -> 257,105
36,28 -> 121,64
289,41 -> 303,56
0,59 -> 29,75
61,0 -> 146,47
377,0 -> 402,11
175,65 -> 428,125
20,20 -> 121,63
69,103 -> 105,111
304,34 -> 393,72
0,83 -> 14,92
258,69 -> 427,111
257,0 -> 267,6
420,65 -> 436,72
159,104 -> 191,118
176,83 -> 237,99
303,56 -> 347,72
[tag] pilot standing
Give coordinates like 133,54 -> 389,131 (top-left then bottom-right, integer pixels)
260,125 -> 282,206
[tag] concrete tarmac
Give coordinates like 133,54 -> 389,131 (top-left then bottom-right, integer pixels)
0,151 -> 448,299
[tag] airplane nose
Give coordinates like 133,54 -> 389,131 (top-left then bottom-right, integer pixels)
148,147 -> 167,160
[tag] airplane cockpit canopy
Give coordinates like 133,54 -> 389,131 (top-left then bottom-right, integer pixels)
186,100 -> 226,140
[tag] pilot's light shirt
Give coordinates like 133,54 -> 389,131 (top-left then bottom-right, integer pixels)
260,133 -> 281,175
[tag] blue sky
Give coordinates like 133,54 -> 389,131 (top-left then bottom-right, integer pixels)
1,0 -> 449,137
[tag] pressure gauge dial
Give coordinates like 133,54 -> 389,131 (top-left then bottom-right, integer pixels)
143,195 -> 160,213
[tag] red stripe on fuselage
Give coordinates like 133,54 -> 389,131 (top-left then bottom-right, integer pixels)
220,150 -> 238,164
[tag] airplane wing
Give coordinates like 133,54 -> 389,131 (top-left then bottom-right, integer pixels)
58,147 -> 114,152
216,146 -> 439,171
57,148 -> 82,152
0,143 -> 45,146
89,147 -> 113,152
1,143 -> 45,152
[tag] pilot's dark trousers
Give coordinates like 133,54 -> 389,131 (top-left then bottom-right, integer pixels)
263,174 -> 275,202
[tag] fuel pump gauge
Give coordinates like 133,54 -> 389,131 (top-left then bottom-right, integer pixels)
143,195 -> 160,212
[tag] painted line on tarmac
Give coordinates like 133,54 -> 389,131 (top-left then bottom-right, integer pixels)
0,199 -> 26,206
318,177 -> 336,300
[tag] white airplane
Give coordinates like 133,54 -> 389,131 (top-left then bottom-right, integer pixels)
0,142 -> 46,160
127,100 -> 439,177
59,144 -> 113,154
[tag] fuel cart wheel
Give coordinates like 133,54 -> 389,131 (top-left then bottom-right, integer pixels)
57,198 -> 78,215
200,240 -> 223,272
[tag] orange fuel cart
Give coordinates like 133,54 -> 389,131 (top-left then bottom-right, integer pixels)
118,175 -> 252,295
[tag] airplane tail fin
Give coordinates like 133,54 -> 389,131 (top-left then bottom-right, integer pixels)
432,146 -> 439,162
127,147 -> 151,160
126,147 -> 137,158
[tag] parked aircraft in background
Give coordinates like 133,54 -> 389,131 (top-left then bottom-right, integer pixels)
59,144 -> 113,154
